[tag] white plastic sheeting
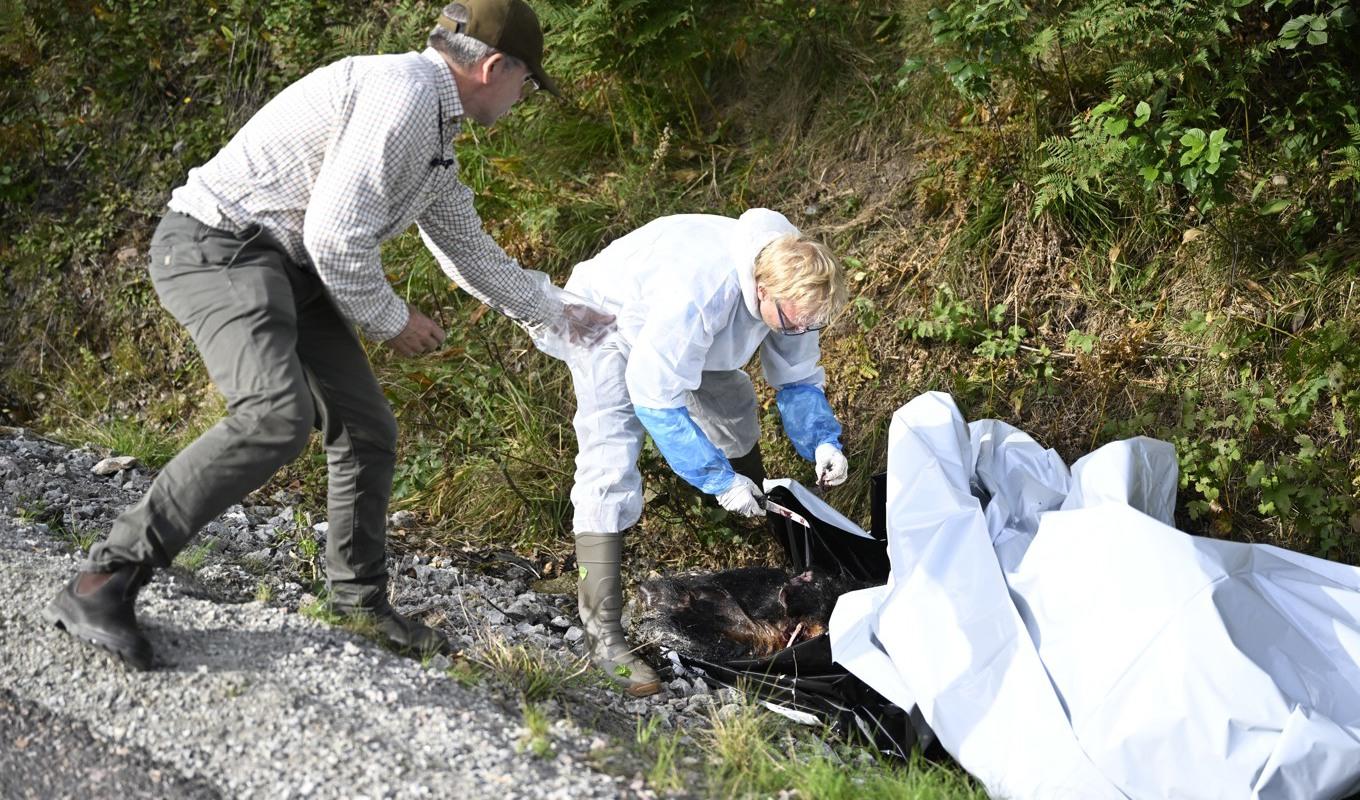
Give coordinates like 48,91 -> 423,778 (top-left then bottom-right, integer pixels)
830,392 -> 1360,800
764,478 -> 875,541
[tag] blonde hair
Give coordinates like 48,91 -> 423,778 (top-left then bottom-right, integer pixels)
753,234 -> 847,324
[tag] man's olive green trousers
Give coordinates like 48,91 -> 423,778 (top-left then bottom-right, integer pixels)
87,211 -> 396,607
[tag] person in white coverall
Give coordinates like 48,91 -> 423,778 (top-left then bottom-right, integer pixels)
562,208 -> 850,694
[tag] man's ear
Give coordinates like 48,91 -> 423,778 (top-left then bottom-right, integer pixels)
476,53 -> 504,86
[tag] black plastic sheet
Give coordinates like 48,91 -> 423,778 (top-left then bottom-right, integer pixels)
674,479 -> 940,760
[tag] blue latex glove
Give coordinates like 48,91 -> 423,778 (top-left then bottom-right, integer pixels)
776,384 -> 843,462
634,405 -> 738,495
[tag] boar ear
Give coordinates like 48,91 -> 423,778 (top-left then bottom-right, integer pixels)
778,585 -> 790,610
794,569 -> 815,584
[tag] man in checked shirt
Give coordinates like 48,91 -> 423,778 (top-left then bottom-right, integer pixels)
42,0 -> 608,667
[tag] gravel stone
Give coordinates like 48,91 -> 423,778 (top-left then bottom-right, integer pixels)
91,456 -> 138,476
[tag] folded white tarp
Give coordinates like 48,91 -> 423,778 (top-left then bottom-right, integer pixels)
829,392 -> 1360,799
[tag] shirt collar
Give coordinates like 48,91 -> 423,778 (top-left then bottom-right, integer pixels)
421,47 -> 464,126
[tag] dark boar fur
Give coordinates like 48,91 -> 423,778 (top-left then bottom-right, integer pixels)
633,566 -> 867,662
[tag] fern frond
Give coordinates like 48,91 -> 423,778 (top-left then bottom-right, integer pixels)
1329,123 -> 1360,188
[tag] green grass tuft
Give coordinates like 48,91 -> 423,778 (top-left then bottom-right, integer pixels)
253,581 -> 274,603
518,702 -> 555,759
446,659 -> 486,689
172,542 -> 215,573
698,695 -> 985,799
470,634 -> 587,704
635,716 -> 685,794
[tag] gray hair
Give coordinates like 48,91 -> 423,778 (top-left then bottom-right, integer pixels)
428,3 -> 525,69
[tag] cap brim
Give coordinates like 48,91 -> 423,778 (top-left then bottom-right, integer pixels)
527,60 -> 561,98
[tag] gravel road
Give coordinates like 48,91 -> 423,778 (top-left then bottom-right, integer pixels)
0,429 -> 719,799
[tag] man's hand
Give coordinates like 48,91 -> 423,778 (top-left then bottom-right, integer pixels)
717,474 -> 765,518
815,443 -> 848,487
385,305 -> 446,357
560,303 -> 616,348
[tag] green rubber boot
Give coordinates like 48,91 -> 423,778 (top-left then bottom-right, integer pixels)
575,532 -> 661,696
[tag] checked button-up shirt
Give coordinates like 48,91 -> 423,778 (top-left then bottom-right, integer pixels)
168,47 -> 556,341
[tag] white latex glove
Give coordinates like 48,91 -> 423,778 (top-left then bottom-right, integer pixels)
559,303 -> 616,348
521,270 -> 617,362
815,443 -> 849,487
717,474 -> 765,518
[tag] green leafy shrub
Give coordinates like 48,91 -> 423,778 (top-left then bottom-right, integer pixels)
926,0 -> 1358,227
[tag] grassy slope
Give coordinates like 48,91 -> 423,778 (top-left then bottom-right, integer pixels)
3,5 -> 1357,560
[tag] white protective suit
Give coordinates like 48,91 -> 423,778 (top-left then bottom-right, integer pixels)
562,209 -> 828,533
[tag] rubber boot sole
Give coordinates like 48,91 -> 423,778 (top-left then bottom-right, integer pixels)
41,601 -> 153,671
623,679 -> 662,697
594,656 -> 663,697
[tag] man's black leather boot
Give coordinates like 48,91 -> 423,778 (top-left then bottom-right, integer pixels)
335,595 -> 454,657
42,564 -> 154,670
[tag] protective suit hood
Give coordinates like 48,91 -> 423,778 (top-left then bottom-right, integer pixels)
731,208 -> 801,320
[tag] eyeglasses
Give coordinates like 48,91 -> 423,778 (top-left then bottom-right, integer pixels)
773,299 -> 827,336
520,73 -> 540,100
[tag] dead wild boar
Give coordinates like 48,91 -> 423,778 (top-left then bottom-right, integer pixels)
633,567 -> 867,662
